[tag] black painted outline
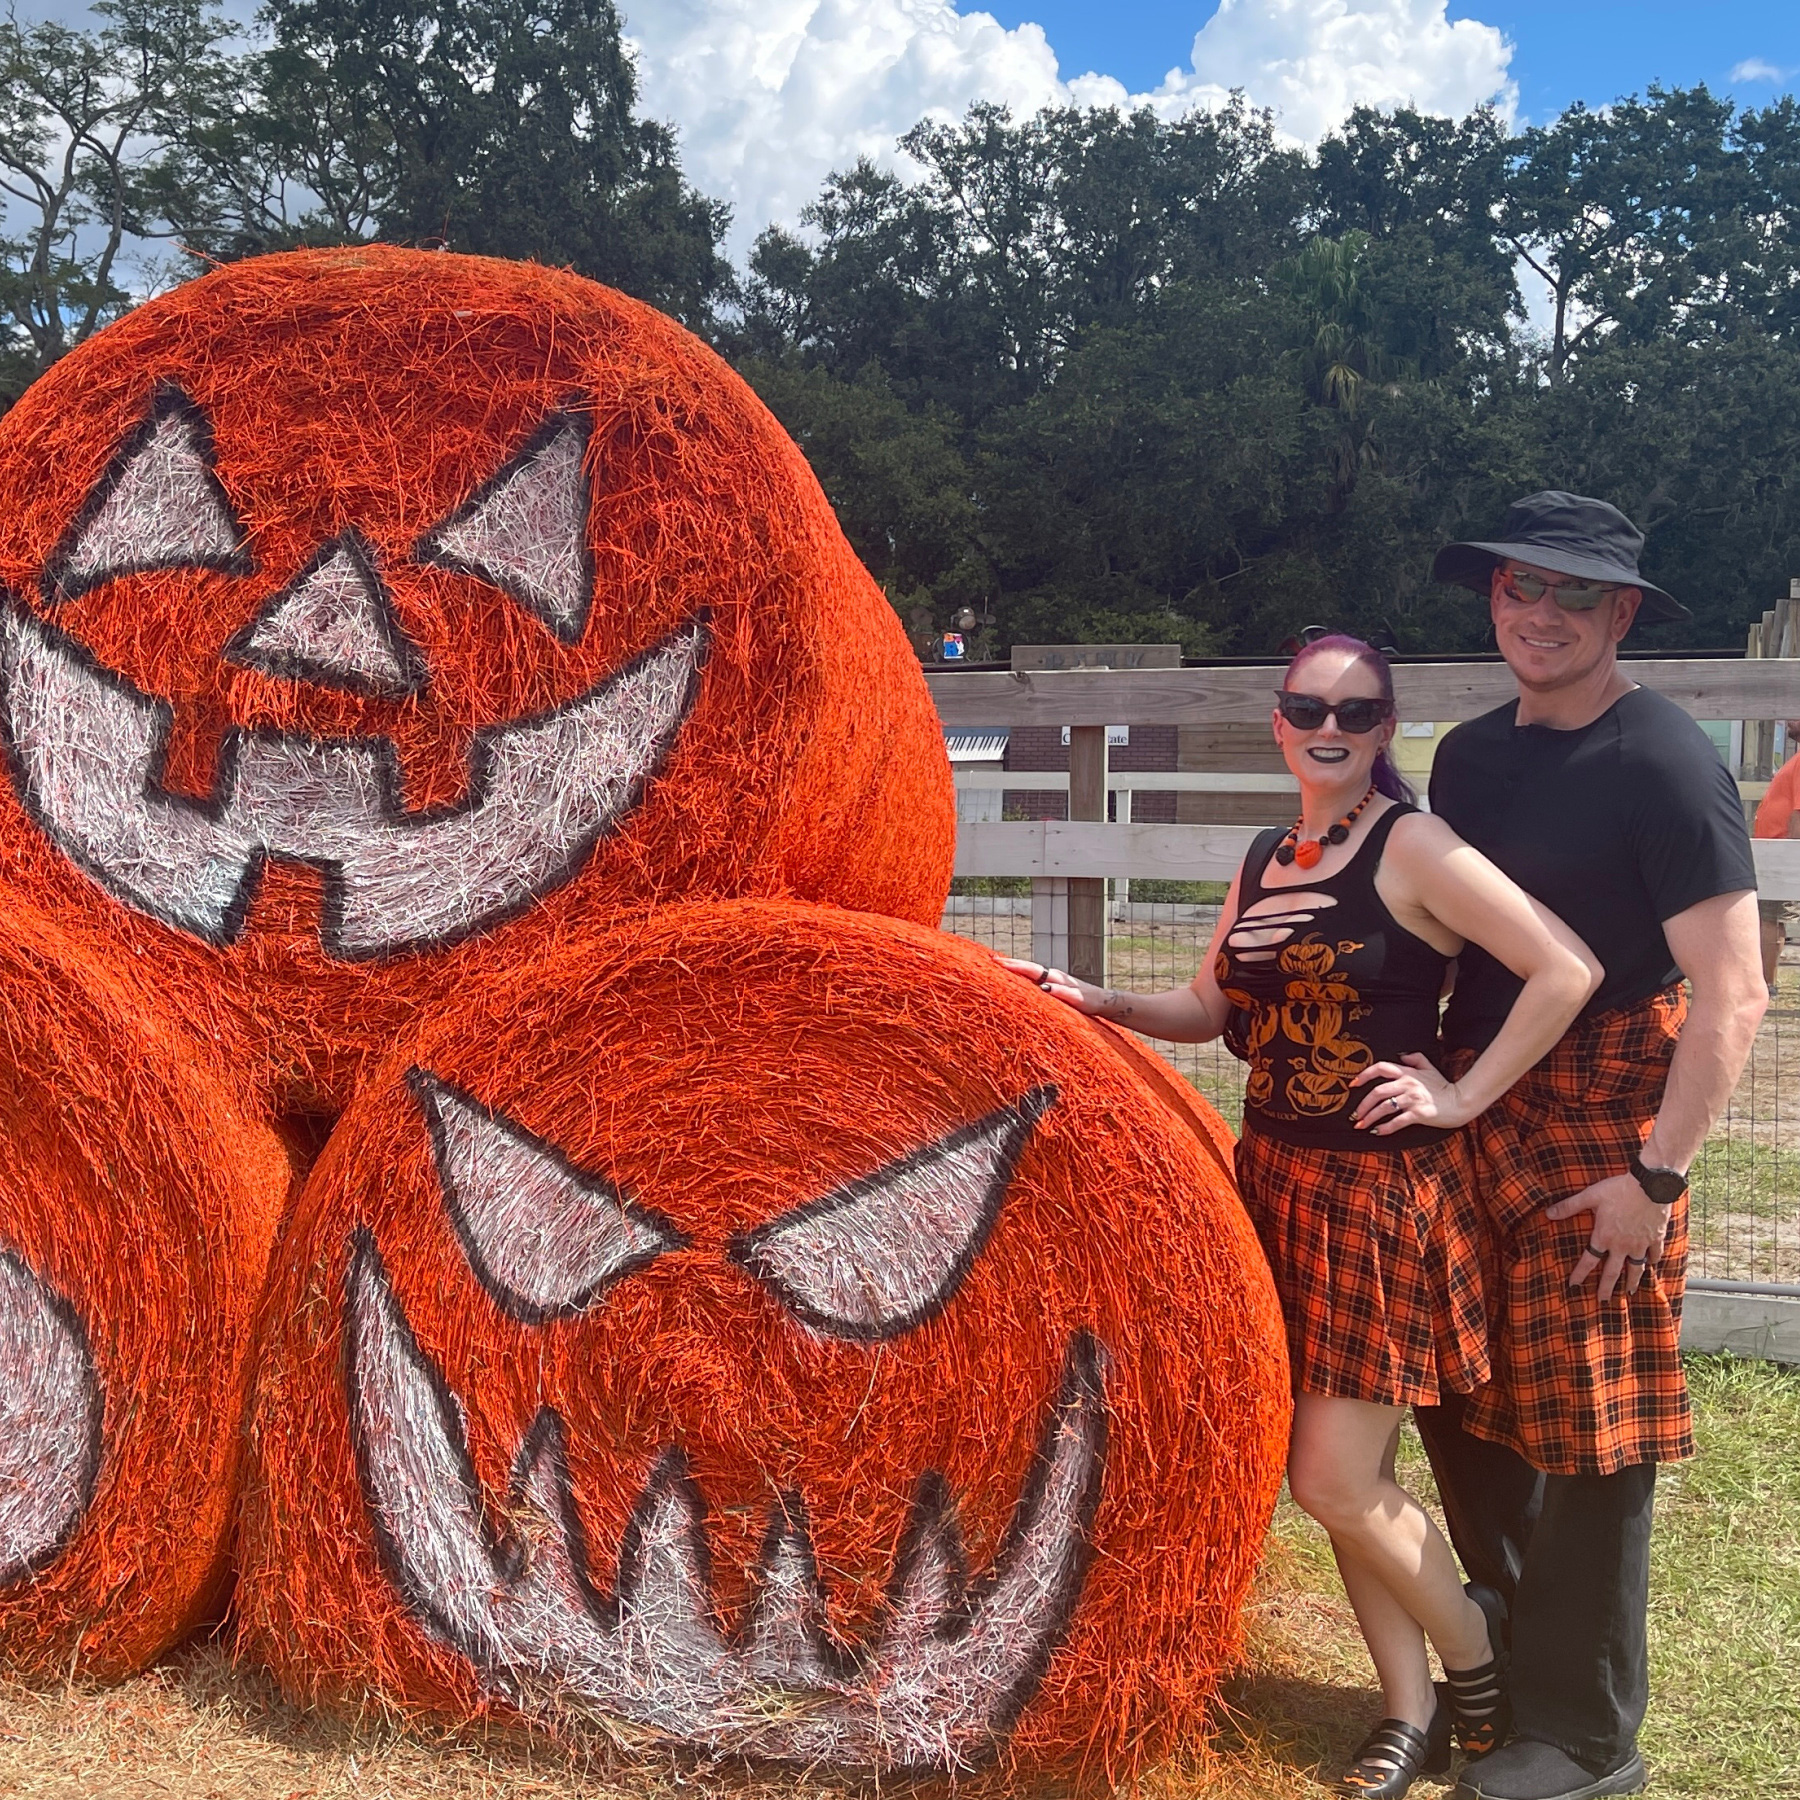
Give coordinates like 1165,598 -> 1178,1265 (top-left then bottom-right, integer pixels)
414,411 -> 596,645
41,384 -> 254,606
223,531 -> 428,700
0,1249 -> 105,1589
727,1085 -> 1057,1342
340,1232 -> 1109,1771
745,1486 -> 862,1685
407,1067 -> 686,1325
0,596 -> 707,960
882,1328 -> 1108,1769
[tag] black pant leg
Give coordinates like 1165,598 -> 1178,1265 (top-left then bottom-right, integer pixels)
1510,1462 -> 1657,1771
1413,1391 -> 1544,1610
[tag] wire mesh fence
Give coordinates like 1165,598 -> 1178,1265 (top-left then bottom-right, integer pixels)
942,881 -> 1800,1287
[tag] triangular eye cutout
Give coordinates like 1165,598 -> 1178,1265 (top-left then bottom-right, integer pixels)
414,413 -> 594,643
729,1086 -> 1057,1342
224,532 -> 426,699
410,1069 -> 686,1325
43,385 -> 252,604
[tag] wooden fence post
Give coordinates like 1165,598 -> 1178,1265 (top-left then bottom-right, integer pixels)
1068,724 -> 1108,985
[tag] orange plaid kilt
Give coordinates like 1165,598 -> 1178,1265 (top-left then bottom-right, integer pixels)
1450,987 -> 1694,1477
1235,1124 -> 1492,1406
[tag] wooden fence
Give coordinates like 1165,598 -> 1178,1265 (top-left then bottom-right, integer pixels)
928,658 -> 1800,982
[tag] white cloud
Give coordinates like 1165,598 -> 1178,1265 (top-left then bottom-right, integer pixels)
621,0 -> 1516,253
1728,58 -> 1786,84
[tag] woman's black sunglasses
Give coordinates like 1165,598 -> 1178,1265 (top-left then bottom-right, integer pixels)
1275,692 -> 1392,734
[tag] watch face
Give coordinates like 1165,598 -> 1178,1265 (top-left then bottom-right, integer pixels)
1633,1158 -> 1687,1205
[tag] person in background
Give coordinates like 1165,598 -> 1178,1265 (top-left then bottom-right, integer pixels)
1754,720 -> 1800,994
1416,493 -> 1765,1800
1003,634 -> 1597,1799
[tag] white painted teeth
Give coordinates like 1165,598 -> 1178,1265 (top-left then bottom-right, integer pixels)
0,1249 -> 103,1587
0,606 -> 705,959
344,1229 -> 1108,1770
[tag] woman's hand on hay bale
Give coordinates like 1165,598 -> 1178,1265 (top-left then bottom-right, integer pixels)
999,957 -> 1103,1012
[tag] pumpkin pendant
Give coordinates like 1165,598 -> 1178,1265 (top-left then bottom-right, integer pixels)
1293,838 -> 1324,868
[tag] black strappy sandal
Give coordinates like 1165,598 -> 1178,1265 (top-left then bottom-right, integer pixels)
1334,1704 -> 1452,1798
1443,1584 -> 1513,1758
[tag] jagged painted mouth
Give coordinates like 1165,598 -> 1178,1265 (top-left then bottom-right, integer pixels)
0,606 -> 706,961
343,1229 -> 1108,1770
0,1248 -> 102,1588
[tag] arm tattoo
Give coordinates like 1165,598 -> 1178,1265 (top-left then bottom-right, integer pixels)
1099,989 -> 1136,1019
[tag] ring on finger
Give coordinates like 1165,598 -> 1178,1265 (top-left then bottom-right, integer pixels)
1586,1241 -> 1608,1258
1385,1096 -> 1401,1113
1037,969 -> 1055,989
1623,1253 -> 1648,1266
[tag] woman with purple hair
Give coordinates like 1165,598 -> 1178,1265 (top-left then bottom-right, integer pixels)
1005,635 -> 1600,1797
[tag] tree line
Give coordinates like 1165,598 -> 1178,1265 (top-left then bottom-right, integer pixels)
6,0 -> 1800,654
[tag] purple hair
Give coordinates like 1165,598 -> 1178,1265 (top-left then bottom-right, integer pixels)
1282,633 -> 1416,804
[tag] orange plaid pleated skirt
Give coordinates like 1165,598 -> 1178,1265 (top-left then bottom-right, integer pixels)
1235,1124 -> 1492,1406
1451,987 -> 1694,1476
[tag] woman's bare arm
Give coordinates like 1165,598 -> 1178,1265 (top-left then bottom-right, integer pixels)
997,866 -> 1248,1043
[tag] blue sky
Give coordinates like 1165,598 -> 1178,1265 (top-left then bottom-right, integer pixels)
982,0 -> 1799,123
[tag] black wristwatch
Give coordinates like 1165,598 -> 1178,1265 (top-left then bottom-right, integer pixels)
1628,1150 -> 1688,1207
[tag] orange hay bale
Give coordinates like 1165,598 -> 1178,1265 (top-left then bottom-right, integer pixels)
0,248 -> 954,1114
1085,1017 -> 1241,1184
237,900 -> 1289,1777
0,898 -> 289,1680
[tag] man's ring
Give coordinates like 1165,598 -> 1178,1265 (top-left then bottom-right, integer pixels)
1624,1253 -> 1648,1266
1586,1241 -> 1608,1258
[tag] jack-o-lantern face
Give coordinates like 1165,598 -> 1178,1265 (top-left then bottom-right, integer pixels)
239,902 -> 1289,1773
0,902 -> 287,1679
0,249 -> 953,1109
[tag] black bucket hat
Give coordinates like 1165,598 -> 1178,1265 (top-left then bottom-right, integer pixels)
1432,490 -> 1688,624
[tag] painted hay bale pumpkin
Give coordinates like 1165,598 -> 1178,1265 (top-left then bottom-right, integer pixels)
0,899 -> 289,1678
238,900 -> 1288,1775
0,247 -> 953,1114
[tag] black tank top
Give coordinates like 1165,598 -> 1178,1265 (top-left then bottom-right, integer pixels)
1216,804 -> 1451,1150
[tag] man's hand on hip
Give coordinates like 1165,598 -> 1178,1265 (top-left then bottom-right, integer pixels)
1546,1173 -> 1672,1300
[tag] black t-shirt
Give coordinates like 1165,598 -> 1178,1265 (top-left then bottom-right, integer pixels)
1431,686 -> 1757,1052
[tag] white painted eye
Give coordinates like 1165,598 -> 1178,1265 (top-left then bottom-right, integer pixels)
225,531 -> 426,698
44,386 -> 251,603
410,1069 -> 684,1324
729,1087 -> 1056,1341
414,414 -> 593,642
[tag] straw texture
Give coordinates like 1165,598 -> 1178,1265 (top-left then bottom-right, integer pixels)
237,900 -> 1289,1777
0,248 -> 953,1113
0,896 -> 289,1679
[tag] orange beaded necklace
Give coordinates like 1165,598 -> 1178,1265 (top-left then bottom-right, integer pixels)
1274,784 -> 1377,869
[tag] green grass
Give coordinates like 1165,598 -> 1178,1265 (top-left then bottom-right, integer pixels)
1229,1359 -> 1800,1800
1689,1140 -> 1800,1224
1124,879 -> 1232,905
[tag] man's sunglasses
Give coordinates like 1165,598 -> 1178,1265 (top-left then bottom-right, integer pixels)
1274,692 -> 1391,734
1498,565 -> 1620,612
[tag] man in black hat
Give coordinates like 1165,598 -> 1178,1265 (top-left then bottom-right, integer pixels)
1417,492 -> 1765,1800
